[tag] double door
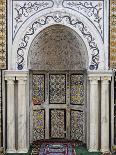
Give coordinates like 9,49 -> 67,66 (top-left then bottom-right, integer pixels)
31,72 -> 86,142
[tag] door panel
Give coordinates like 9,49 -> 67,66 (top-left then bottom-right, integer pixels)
32,72 -> 86,141
70,110 -> 83,141
33,109 -> 45,140
49,74 -> 66,104
50,109 -> 66,138
70,74 -> 85,105
32,74 -> 45,105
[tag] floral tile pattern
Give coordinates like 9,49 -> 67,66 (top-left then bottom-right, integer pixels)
49,74 -> 66,104
32,74 -> 45,105
70,74 -> 84,105
50,109 -> 66,138
70,110 -> 83,141
33,110 -> 45,140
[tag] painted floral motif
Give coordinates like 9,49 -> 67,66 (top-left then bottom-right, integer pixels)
70,74 -> 84,105
50,109 -> 65,138
49,74 -> 66,104
33,110 -> 45,140
32,74 -> 45,105
63,1 -> 103,40
17,12 -> 100,70
13,1 -> 53,39
71,110 -> 83,141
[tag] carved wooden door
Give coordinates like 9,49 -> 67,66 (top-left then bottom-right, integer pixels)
31,72 -> 86,141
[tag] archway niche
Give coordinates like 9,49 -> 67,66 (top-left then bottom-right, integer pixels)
28,24 -> 88,70
28,24 -> 89,143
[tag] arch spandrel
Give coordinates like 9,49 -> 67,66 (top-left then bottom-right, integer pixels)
28,25 -> 88,71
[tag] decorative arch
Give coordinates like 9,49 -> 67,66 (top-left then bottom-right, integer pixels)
11,10 -> 104,70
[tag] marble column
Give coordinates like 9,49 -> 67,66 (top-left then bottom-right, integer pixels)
101,76 -> 111,153
89,76 -> 99,152
5,77 -> 16,153
17,76 -> 28,153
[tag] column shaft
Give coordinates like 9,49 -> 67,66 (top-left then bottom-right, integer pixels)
6,78 -> 16,153
89,78 -> 99,152
17,79 -> 28,153
101,79 -> 110,152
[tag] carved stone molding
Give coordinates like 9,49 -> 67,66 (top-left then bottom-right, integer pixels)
16,11 -> 100,71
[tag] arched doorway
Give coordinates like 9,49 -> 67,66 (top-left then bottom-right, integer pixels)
28,25 -> 88,144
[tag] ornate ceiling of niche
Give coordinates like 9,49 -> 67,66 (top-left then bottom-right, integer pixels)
0,0 -> 6,69
110,0 -> 116,69
28,25 -> 88,70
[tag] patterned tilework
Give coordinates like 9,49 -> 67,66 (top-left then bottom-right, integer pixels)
110,0 -> 116,68
33,110 -> 45,140
50,109 -> 66,138
49,74 -> 66,104
70,110 -> 83,141
70,74 -> 84,105
114,76 -> 116,144
0,0 -> 6,69
32,74 -> 45,105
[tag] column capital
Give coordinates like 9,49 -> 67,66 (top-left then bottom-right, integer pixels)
16,74 -> 28,82
101,76 -> 111,81
88,76 -> 100,81
5,76 -> 15,83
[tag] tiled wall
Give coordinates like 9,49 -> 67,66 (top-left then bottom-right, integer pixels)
110,0 -> 116,68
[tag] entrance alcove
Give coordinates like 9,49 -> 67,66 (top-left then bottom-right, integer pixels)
28,24 -> 89,144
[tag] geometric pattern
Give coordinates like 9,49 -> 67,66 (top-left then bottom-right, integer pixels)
50,109 -> 66,138
110,0 -> 116,68
49,74 -> 66,104
0,0 -> 6,69
70,110 -> 84,141
33,110 -> 45,140
32,74 -> 45,105
70,74 -> 84,105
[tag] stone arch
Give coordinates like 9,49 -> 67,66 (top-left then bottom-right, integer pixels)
11,11 -> 104,70
28,24 -> 88,70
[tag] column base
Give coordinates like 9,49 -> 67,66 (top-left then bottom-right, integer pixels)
17,148 -> 28,153
6,149 -> 17,153
100,148 -> 110,153
89,148 -> 99,152
101,152 -> 111,155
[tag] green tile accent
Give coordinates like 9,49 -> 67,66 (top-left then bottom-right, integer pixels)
75,146 -> 101,155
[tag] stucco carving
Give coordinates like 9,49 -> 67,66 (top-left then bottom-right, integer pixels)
28,25 -> 88,70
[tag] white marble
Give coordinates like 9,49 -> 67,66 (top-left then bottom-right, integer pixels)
88,76 -> 100,152
17,75 -> 28,153
5,76 -> 16,153
101,76 -> 111,153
